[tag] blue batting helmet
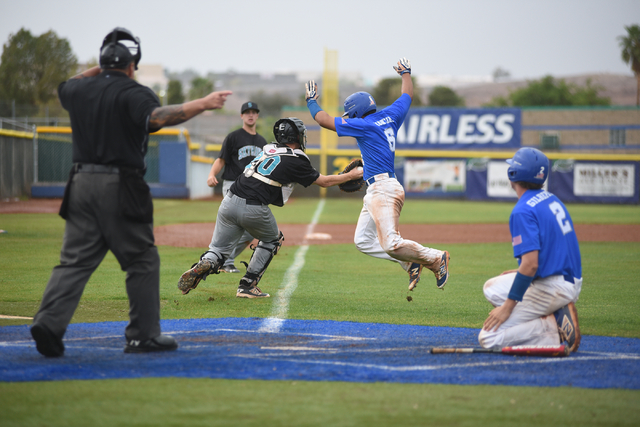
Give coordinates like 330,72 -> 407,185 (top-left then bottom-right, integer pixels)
506,147 -> 550,185
342,92 -> 377,119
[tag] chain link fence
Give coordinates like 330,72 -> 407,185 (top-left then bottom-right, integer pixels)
35,128 -> 189,184
0,125 -> 36,200
0,125 -> 190,199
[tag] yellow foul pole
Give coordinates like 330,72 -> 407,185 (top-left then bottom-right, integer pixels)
320,48 -> 339,197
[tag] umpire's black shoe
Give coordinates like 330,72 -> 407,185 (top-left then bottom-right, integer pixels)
31,323 -> 65,357
124,334 -> 178,354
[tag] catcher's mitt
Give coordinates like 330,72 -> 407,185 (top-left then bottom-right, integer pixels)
338,158 -> 365,193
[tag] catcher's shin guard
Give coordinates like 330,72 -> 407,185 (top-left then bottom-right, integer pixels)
240,231 -> 284,287
178,251 -> 225,295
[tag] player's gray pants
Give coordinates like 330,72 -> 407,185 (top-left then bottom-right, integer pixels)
33,172 -> 161,342
221,180 -> 254,267
204,193 -> 279,277
478,273 -> 582,348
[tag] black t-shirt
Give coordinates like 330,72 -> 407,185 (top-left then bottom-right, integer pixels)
219,128 -> 267,181
230,144 -> 320,207
58,70 -> 160,170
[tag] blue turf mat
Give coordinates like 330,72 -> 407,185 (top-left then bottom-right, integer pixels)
1,317 -> 639,389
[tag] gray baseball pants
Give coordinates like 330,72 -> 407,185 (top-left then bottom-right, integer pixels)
33,172 -> 161,342
204,193 -> 280,277
221,180 -> 254,267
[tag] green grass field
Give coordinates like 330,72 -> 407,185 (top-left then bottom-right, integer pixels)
1,199 -> 639,426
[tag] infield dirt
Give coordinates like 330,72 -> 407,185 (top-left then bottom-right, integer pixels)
3,198 -> 638,247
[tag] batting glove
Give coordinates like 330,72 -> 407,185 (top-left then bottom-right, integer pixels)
305,80 -> 319,101
393,57 -> 411,75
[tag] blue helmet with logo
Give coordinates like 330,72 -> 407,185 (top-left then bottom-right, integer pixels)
506,147 -> 549,185
342,92 -> 377,119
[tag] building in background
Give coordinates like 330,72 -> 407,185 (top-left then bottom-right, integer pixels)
136,64 -> 169,104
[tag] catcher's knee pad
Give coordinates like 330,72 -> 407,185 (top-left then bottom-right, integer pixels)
241,232 -> 284,285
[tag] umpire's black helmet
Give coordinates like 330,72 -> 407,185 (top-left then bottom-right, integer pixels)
99,27 -> 142,70
273,117 -> 307,151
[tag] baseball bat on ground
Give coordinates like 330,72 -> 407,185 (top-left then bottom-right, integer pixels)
430,344 -> 570,357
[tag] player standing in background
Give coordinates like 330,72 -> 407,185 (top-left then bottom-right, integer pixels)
305,58 -> 450,291
30,27 -> 231,357
480,147 -> 582,352
178,118 -> 363,298
207,102 -> 267,273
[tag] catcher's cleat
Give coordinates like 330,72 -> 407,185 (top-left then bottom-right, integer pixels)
178,258 -> 219,295
433,251 -> 450,289
221,265 -> 241,273
408,262 -> 423,291
236,278 -> 270,298
554,302 -> 581,352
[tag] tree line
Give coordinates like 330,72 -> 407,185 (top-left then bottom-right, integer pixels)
1,25 -> 639,120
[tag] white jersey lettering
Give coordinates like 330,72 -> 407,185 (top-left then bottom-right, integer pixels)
526,191 -> 553,207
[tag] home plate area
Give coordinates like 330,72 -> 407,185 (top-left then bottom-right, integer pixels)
1,317 -> 639,389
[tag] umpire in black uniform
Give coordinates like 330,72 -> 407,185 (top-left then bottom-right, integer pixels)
30,27 -> 232,357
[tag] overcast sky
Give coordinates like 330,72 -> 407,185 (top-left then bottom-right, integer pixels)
1,0 -> 638,83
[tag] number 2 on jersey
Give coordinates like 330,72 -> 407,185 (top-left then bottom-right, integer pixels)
384,128 -> 396,152
549,201 -> 573,235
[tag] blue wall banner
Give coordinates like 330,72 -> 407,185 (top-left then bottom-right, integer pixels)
397,108 -> 521,149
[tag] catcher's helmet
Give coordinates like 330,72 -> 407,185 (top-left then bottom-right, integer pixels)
507,147 -> 549,185
273,117 -> 307,151
99,27 -> 142,70
342,92 -> 377,119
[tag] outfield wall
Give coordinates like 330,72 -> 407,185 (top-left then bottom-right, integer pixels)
0,129 -> 35,200
3,105 -> 639,203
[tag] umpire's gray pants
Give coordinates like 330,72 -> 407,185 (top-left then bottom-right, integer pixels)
205,193 -> 279,276
33,172 -> 161,342
221,180 -> 254,267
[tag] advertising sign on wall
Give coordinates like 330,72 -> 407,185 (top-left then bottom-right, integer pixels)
486,161 -> 548,199
404,160 -> 466,194
486,161 -> 517,198
396,108 -> 521,149
573,163 -> 636,197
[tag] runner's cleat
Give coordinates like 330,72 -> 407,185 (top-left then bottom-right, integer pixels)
408,262 -> 423,291
434,251 -> 450,289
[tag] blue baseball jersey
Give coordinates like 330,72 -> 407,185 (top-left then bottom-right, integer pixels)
510,190 -> 582,280
334,94 -> 412,181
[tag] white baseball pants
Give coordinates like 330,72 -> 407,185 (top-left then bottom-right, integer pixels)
478,272 -> 582,348
353,176 -> 443,272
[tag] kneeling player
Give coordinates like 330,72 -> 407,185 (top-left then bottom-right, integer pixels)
479,148 -> 582,352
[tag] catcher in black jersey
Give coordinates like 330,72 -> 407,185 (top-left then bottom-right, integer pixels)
178,117 -> 363,298
207,102 -> 267,273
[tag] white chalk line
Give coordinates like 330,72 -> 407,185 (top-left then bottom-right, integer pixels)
259,198 -> 326,333
0,327 -> 372,348
233,352 -> 640,372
